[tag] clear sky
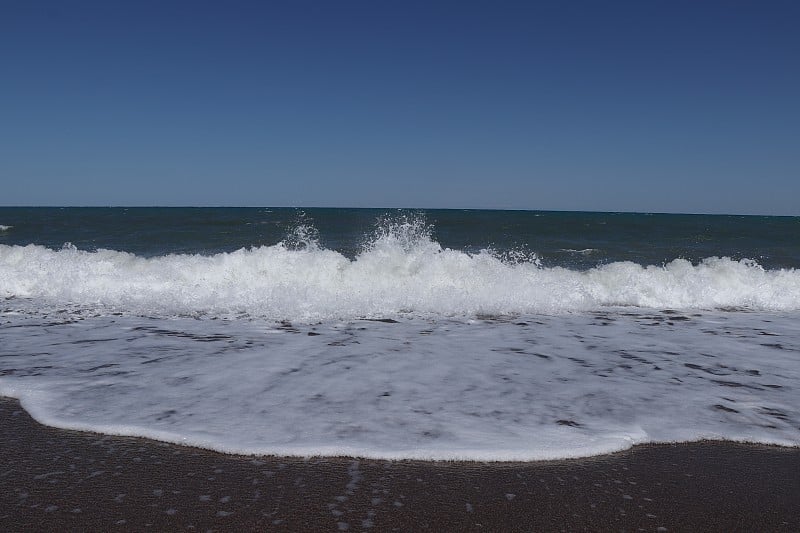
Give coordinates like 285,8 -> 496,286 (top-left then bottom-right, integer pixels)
1,1 -> 798,214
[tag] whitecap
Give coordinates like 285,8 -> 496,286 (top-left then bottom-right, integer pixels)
0,219 -> 798,321
558,248 -> 599,255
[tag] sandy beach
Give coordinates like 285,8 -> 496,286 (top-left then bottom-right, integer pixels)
1,396 -> 797,531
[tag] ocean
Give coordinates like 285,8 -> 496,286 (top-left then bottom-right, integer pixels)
1,207 -> 798,460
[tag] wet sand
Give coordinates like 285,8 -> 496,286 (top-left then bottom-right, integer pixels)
1,397 -> 798,532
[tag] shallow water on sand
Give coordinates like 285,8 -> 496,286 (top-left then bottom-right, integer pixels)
1,307 -> 798,460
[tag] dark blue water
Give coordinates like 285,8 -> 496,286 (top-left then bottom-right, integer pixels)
1,207 -> 798,269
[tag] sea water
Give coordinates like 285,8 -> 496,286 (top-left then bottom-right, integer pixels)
0,207 -> 798,460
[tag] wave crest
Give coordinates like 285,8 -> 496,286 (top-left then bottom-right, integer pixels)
1,219 -> 798,320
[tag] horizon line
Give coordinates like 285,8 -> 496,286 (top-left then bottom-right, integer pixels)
0,205 -> 798,218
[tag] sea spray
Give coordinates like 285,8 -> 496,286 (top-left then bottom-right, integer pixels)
0,216 -> 798,320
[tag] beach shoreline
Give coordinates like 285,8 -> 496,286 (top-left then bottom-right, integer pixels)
2,396 -> 798,531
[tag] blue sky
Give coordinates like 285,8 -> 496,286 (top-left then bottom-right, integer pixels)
1,1 -> 798,214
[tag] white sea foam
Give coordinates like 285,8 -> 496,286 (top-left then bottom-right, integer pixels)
0,221 -> 798,320
2,217 -> 798,462
0,225 -> 11,231
0,311 -> 798,460
558,248 -> 598,255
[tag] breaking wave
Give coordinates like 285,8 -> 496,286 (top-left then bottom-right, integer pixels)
1,219 -> 798,320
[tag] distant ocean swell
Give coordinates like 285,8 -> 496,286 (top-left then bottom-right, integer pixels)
2,220 -> 799,320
